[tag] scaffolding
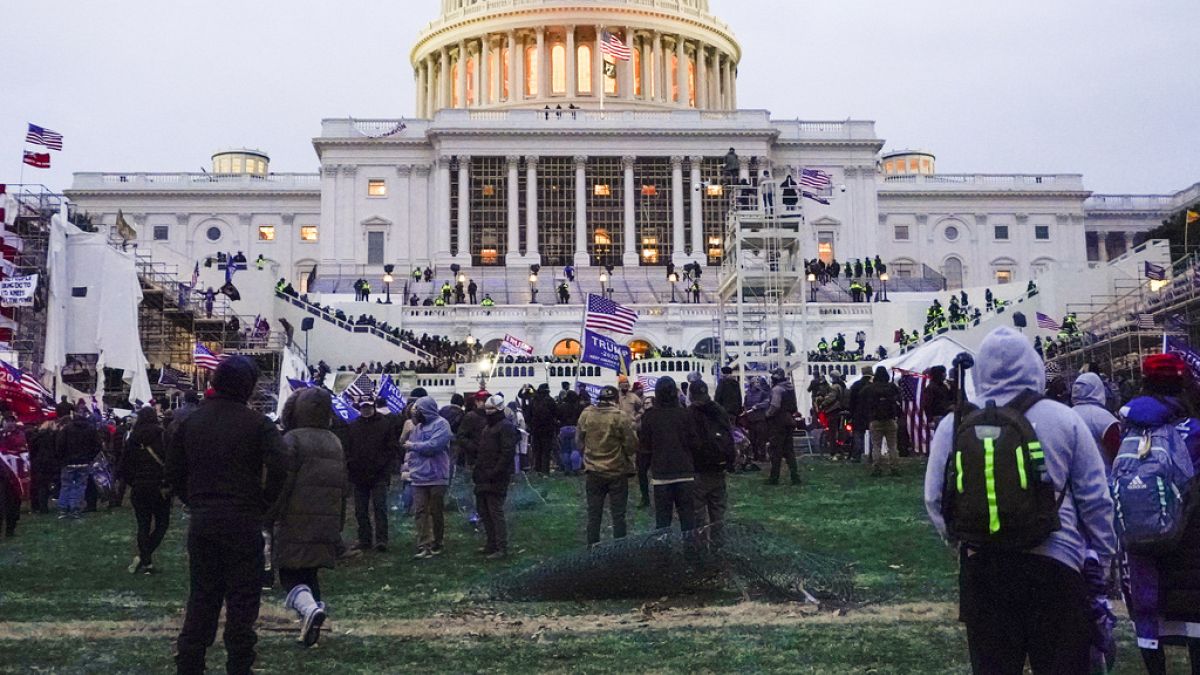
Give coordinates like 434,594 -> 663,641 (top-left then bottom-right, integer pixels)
4,186 -> 65,375
717,179 -> 808,382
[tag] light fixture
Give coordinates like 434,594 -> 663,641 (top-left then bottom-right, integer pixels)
599,271 -> 608,283
383,273 -> 394,284
668,272 -> 679,283
457,272 -> 467,284
479,355 -> 492,370
807,273 -> 816,282
880,273 -> 889,282
466,335 -> 477,347
529,273 -> 538,283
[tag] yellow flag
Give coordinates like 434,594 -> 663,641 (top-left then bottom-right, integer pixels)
1188,210 -> 1200,226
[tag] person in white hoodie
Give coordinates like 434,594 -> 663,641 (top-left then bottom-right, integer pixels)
924,327 -> 1117,674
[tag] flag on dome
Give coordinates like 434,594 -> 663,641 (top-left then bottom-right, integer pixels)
25,124 -> 63,151
1187,210 -> 1199,226
193,343 -> 225,371
585,294 -> 638,335
1035,312 -> 1061,331
600,31 -> 631,61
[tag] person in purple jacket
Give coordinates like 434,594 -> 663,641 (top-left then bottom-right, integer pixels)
924,327 -> 1117,674
403,397 -> 452,560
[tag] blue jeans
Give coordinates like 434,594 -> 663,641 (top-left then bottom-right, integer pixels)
558,427 -> 577,472
58,465 -> 90,514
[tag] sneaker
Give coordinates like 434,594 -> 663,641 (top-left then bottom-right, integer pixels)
338,548 -> 363,561
412,548 -> 432,560
299,604 -> 326,647
127,556 -> 142,574
486,550 -> 508,560
477,547 -> 495,556
142,564 -> 156,576
429,546 -> 443,557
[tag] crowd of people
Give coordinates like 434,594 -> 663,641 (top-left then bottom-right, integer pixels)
808,331 -> 888,363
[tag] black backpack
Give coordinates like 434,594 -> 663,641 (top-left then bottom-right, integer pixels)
942,390 -> 1063,550
867,383 -> 900,421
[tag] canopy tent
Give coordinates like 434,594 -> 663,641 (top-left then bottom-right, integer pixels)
876,335 -> 977,396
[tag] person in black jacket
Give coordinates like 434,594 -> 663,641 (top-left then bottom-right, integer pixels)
166,356 -> 286,675
120,407 -> 171,575
689,382 -> 736,527
639,377 -> 701,533
473,395 -> 518,558
55,407 -> 103,518
528,384 -> 559,475
27,406 -> 69,513
713,367 -> 743,421
921,366 -> 954,429
863,366 -> 902,477
344,400 -> 397,552
847,366 -> 874,464
455,393 -> 488,469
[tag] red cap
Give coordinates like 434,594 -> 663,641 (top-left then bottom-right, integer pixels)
1143,353 -> 1188,383
475,390 -> 490,400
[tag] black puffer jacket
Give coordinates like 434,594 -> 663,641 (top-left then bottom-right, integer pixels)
455,408 -> 487,465
473,410 -> 518,493
689,395 -> 736,474
120,408 -> 167,490
1159,505 -> 1200,621
273,388 -> 348,571
56,416 -> 102,466
344,413 -> 397,486
638,377 -> 700,481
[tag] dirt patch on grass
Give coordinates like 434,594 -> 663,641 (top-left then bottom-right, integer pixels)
0,602 -> 959,642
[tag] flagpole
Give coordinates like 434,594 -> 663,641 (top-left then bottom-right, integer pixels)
573,297 -> 590,391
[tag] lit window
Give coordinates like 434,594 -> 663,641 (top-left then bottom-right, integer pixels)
995,269 -> 1013,285
300,226 -> 319,242
1035,225 -> 1050,240
482,184 -> 496,197
994,225 -> 1009,241
594,184 -> 612,197
258,225 -> 276,241
633,48 -> 642,96
551,44 -> 566,94
368,179 -> 387,197
232,157 -> 243,173
525,46 -> 538,97
909,159 -> 919,172
153,226 -> 169,241
894,225 -> 910,241
884,161 -> 894,174
594,229 -> 611,245
577,44 -> 592,94
706,184 -> 724,197
641,184 -> 658,197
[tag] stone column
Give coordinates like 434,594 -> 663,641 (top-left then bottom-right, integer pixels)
574,156 -> 590,267
653,32 -> 664,102
622,28 -> 635,101
1097,232 -> 1110,262
729,57 -> 737,109
623,155 -> 638,266
536,27 -> 547,100
696,43 -> 707,109
1125,231 -> 1136,255
427,59 -> 436,114
525,156 -> 540,262
416,63 -> 426,117
507,31 -> 518,102
439,48 -> 450,110
456,41 -> 468,108
456,156 -> 471,263
480,36 -> 491,105
505,156 -> 521,264
566,26 -> 576,98
676,36 -> 687,107
515,32 -> 526,102
436,157 -> 452,262
671,156 -> 686,264
722,57 -> 733,110
689,156 -> 704,260
472,40 -> 483,106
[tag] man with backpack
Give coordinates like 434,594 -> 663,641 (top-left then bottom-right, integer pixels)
1116,354 -> 1200,674
924,327 -> 1116,674
863,366 -> 902,477
848,366 -> 873,464
689,381 -> 736,527
764,368 -> 801,486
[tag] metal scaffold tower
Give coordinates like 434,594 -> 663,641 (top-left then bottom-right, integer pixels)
717,179 -> 807,382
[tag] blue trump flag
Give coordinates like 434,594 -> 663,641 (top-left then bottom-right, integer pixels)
581,328 -> 632,374
287,377 -> 314,391
378,375 -> 407,414
331,392 -> 361,422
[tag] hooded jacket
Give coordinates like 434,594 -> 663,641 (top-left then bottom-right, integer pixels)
273,388 -> 348,570
577,401 -> 638,477
714,376 -> 744,419
55,415 -> 103,467
690,391 -> 737,474
924,327 -> 1117,571
344,409 -> 398,486
120,408 -> 167,489
405,397 -> 452,487
1071,373 -> 1122,469
473,409 -> 518,492
638,377 -> 700,481
765,378 -> 798,430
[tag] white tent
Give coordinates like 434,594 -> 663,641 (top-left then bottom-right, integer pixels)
876,335 -> 977,395
275,345 -> 310,419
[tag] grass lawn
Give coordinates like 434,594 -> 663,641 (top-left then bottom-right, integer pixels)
0,458 -> 1189,673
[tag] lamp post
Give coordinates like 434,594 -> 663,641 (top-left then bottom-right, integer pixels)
529,272 -> 539,304
599,270 -> 609,300
383,264 -> 395,305
477,355 -> 492,390
807,273 -> 818,303
466,334 -> 477,356
668,272 -> 679,303
879,272 -> 889,302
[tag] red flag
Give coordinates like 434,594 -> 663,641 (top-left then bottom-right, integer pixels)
22,152 -> 50,169
0,184 -> 6,194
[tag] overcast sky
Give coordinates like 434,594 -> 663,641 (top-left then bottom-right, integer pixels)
1,0 -> 1195,194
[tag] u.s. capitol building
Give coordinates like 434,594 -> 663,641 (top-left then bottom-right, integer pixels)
65,0 -> 1194,365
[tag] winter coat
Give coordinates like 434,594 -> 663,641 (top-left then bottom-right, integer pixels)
848,375 -> 873,429
120,410 -> 167,490
924,326 -> 1116,572
638,377 -> 700,481
714,377 -> 743,419
1071,373 -> 1121,469
577,401 -> 638,477
862,375 -> 902,423
557,392 -> 585,428
528,392 -> 559,435
473,410 -> 518,493
765,380 -> 798,431
690,398 -> 736,473
439,405 -> 465,434
56,417 -> 102,466
405,397 -> 452,487
272,389 -> 348,571
921,379 -> 954,422
743,377 -> 772,423
455,408 -> 487,465
617,390 -> 644,428
27,422 -> 62,473
164,394 -> 287,524
344,412 -> 397,486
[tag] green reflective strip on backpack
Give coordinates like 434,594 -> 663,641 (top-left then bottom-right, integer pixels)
1016,444 -> 1028,490
984,438 -> 1000,534
1028,441 -> 1043,461
956,451 -> 964,493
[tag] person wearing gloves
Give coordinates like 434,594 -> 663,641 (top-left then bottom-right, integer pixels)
473,395 -> 519,559
403,396 -> 452,559
924,327 -> 1117,674
273,388 -> 348,648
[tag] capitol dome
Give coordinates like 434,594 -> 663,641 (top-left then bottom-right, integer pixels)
412,0 -> 741,116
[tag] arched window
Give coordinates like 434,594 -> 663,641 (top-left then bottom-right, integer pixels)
694,337 -> 719,358
942,256 -> 964,290
500,46 -> 510,100
451,62 -> 460,107
577,44 -> 592,94
525,45 -> 539,97
671,53 -> 679,102
553,339 -> 580,358
687,56 -> 696,107
551,43 -> 566,94
629,340 -> 654,360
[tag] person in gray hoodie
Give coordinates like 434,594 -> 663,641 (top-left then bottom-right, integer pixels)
924,326 -> 1117,674
1071,372 -> 1122,471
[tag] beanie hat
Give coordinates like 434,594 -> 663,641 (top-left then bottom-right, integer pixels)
211,356 -> 259,404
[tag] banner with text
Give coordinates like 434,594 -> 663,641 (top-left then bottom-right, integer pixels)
499,334 -> 535,356
0,273 -> 37,307
581,328 -> 631,374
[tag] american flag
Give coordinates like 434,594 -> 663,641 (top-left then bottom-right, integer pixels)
1036,312 -> 1061,331
193,343 -> 225,371
344,373 -> 376,402
0,360 -> 53,403
799,168 -> 833,191
189,262 -> 200,289
25,124 -> 63,151
1137,313 -> 1156,330
157,365 -> 191,389
1165,335 -> 1200,383
898,370 -> 931,455
600,31 -> 631,61
586,294 -> 638,335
